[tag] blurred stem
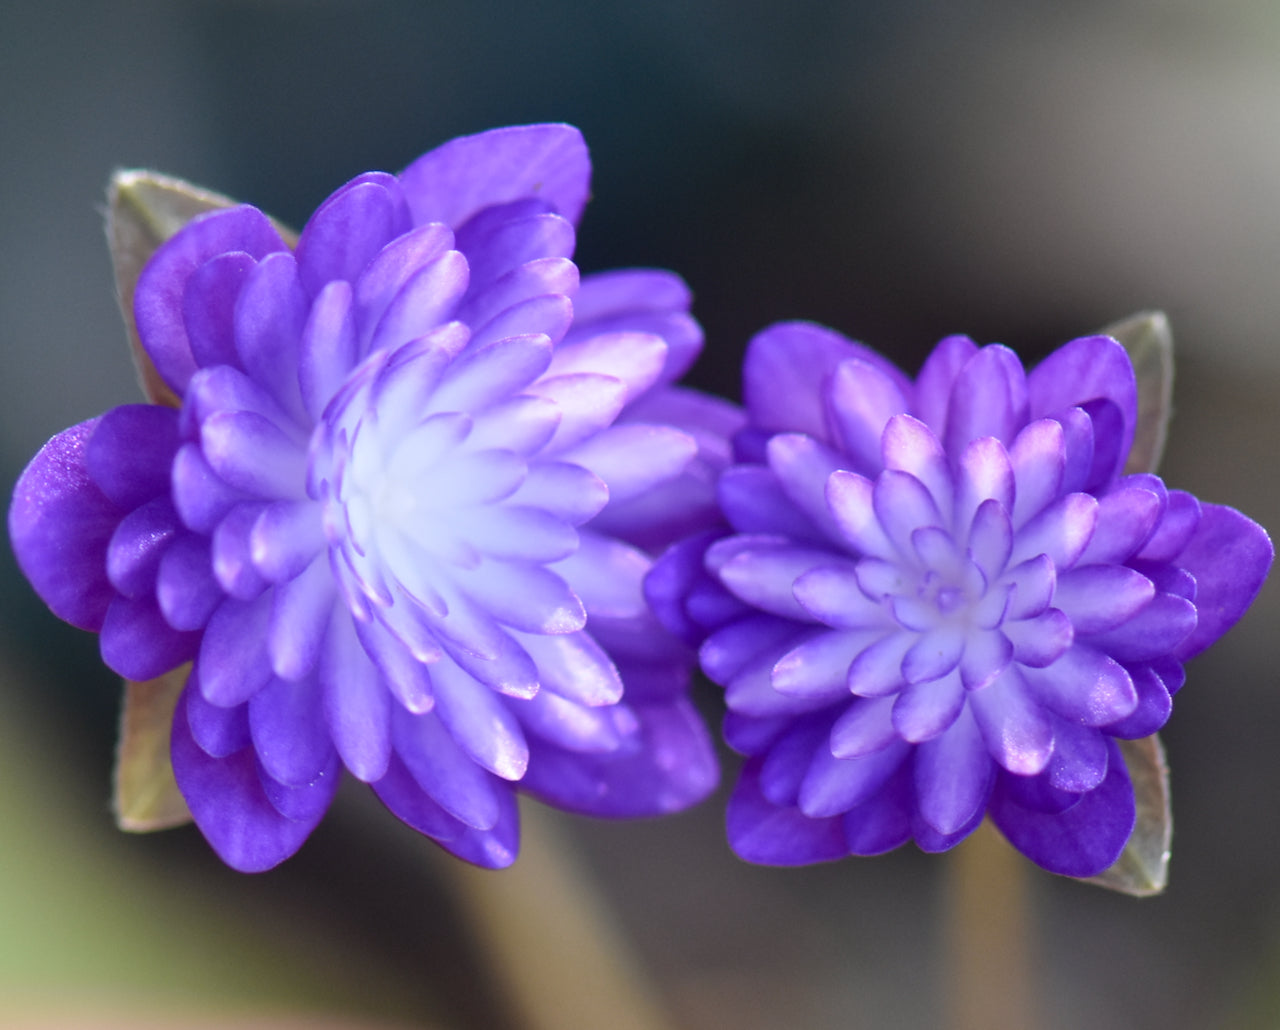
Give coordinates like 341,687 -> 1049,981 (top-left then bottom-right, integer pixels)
439,804 -> 677,1030
943,821 -> 1036,1030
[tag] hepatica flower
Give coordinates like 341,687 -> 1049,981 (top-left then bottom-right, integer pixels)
10,124 -> 727,872
649,321 -> 1271,877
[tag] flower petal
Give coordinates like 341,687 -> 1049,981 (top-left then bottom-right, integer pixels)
1171,502 -> 1273,659
1054,565 -> 1154,633
392,705 -> 501,830
400,124 -> 591,228
1007,492 -> 1098,570
185,681 -> 251,758
100,595 -> 200,681
825,358 -> 910,475
295,174 -> 410,294
913,334 -> 979,437
135,205 -> 287,393
10,420 -> 120,630
106,497 -> 181,599
712,536 -> 840,622
892,671 -> 965,742
319,613 -> 392,782
1027,335 -> 1137,482
249,672 -> 336,788
914,707 -> 994,835
1021,644 -> 1137,726
521,697 -> 718,817
744,321 -> 909,442
944,344 -> 1029,453
827,470 -> 896,560
799,739 -> 911,818
772,628 -> 868,701
1084,592 -> 1196,662
429,656 -> 529,781
172,690 -> 329,873
567,269 -> 703,382
232,250 -> 309,419
1078,479 -> 1164,564
881,414 -> 953,516
560,424 -> 696,504
85,405 -> 181,511
727,758 -> 850,865
372,755 -> 519,869
1102,663 -> 1173,739
991,738 -> 1135,877
199,594 -> 274,706
829,695 -> 898,758
968,668 -> 1054,775
1009,418 -> 1065,527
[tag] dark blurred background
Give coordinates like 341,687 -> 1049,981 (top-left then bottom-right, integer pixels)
3,2 -> 1280,1028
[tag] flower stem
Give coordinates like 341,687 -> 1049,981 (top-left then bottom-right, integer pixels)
440,803 -> 676,1030
943,821 -> 1036,1030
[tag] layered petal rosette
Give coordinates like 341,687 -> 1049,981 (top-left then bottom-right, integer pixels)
653,322 -> 1271,877
10,125 -> 727,872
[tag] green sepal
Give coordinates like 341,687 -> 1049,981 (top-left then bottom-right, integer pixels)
1103,310 -> 1175,476
114,666 -> 192,831
1083,735 -> 1171,896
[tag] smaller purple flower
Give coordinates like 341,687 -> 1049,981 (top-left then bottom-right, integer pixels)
651,322 -> 1271,877
9,125 -> 728,872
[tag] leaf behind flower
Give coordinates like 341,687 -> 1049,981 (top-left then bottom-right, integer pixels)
1103,310 -> 1174,476
114,667 -> 192,831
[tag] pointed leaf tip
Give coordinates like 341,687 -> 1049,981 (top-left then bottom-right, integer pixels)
114,665 -> 193,831
1101,311 -> 1174,476
1081,734 -> 1170,896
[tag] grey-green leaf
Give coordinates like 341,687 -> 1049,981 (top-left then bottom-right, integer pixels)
1082,735 -> 1171,896
1103,311 -> 1175,476
114,667 -> 192,832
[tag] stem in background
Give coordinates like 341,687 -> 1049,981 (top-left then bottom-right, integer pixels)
943,821 -> 1036,1030
439,803 -> 677,1030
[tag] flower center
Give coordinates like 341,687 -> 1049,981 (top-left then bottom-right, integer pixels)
930,578 -> 966,616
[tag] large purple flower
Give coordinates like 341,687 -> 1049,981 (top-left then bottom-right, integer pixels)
9,124 -> 728,871
650,322 -> 1271,877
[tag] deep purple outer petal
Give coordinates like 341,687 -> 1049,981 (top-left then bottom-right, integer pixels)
295,174 -> 410,296
10,419 -> 120,630
943,345 -> 1029,453
727,757 -> 850,865
1027,335 -> 1137,481
520,698 -> 719,817
742,322 -> 911,442
990,739 -> 1135,877
400,124 -> 591,229
84,405 -> 181,510
372,754 -> 520,869
134,206 -> 287,393
1172,502 -> 1273,659
171,688 -> 334,872
100,595 -> 200,680
912,334 -> 979,438
842,762 -> 915,856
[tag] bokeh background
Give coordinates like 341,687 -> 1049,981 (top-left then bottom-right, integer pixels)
3,2 -> 1280,1027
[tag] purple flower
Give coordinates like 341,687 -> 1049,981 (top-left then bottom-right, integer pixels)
651,322 -> 1271,877
9,124 -> 728,872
